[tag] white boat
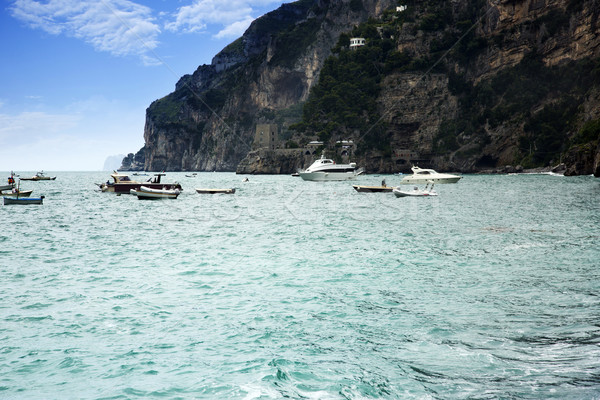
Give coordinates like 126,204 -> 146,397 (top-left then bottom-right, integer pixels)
0,189 -> 33,198
400,166 -> 461,184
130,186 -> 180,200
298,155 -> 363,181
393,181 -> 438,197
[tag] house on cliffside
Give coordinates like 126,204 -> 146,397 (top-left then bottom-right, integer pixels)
349,37 -> 365,50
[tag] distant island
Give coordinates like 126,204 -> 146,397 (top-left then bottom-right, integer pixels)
104,154 -> 125,171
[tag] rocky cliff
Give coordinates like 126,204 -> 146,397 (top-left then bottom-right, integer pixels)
126,0 -> 600,176
132,0 -> 395,172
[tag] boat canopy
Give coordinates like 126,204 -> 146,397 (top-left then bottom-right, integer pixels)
110,173 -> 135,183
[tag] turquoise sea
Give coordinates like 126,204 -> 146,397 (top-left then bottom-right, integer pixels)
1,171 -> 599,399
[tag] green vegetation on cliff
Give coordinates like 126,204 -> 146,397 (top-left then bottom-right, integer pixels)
446,54 -> 600,167
290,0 -> 600,169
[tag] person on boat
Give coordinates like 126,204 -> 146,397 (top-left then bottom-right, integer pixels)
381,179 -> 386,187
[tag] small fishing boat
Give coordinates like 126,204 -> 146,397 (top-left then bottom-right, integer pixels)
0,189 -> 33,198
20,171 -> 56,181
1,172 -> 17,191
352,185 -> 394,193
4,196 -> 44,205
196,188 -> 236,194
393,181 -> 438,197
130,186 -> 180,200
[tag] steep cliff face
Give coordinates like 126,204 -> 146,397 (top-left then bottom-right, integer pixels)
291,0 -> 600,174
131,0 -> 600,175
139,0 -> 395,171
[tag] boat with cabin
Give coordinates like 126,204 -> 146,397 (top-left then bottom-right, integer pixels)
298,155 -> 363,181
399,166 -> 461,184
98,172 -> 182,193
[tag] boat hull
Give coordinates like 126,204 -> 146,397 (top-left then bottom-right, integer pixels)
0,190 -> 33,198
393,189 -> 437,197
352,185 -> 394,193
20,177 -> 56,181
102,182 -> 182,193
130,187 -> 180,199
4,196 -> 44,205
299,171 -> 361,181
196,188 -> 235,194
400,176 -> 461,184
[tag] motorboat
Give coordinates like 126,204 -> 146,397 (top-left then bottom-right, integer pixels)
4,196 -> 44,205
399,166 -> 461,184
98,172 -> 182,193
393,181 -> 438,197
130,186 -> 180,199
298,155 -> 364,181
20,171 -> 56,181
196,188 -> 235,194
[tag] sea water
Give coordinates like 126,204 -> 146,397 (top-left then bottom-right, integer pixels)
0,171 -> 599,399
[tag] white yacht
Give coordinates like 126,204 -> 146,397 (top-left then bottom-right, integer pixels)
299,155 -> 363,181
400,166 -> 461,184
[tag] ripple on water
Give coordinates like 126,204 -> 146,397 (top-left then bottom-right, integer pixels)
0,172 -> 599,399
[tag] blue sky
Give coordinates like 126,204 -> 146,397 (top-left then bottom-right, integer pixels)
0,0 -> 289,171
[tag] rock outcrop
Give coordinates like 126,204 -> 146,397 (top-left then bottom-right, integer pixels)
236,149 -> 312,174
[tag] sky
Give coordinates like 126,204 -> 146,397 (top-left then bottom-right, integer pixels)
0,0 -> 289,171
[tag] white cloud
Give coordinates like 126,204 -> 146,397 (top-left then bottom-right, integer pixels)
214,16 -> 255,39
0,111 -> 80,147
166,0 -> 284,39
9,0 -> 160,62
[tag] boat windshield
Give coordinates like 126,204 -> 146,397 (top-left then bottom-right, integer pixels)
417,171 -> 431,175
114,175 -> 133,182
